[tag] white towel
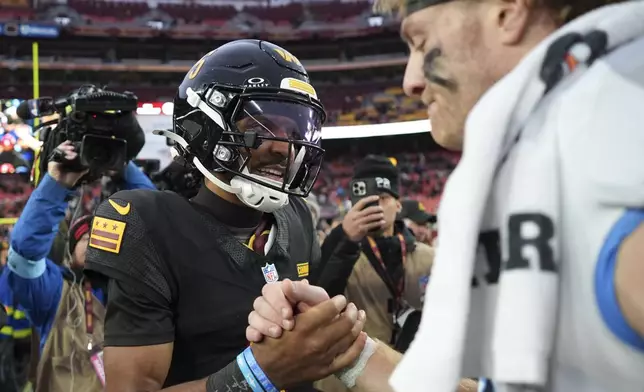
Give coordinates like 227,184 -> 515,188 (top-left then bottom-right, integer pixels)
390,2 -> 644,391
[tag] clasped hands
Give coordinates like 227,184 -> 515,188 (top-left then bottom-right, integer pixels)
245,279 -> 367,388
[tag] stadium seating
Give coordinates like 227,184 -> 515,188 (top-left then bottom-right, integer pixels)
324,84 -> 427,126
67,0 -> 150,21
31,0 -> 372,27
308,1 -> 367,22
313,150 -> 460,215
156,3 -> 237,25
0,81 -> 426,126
0,0 -> 33,20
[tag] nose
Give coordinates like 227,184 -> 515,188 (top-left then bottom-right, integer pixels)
268,138 -> 290,160
403,51 -> 426,98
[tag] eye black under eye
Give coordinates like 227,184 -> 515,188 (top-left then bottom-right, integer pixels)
423,47 -> 442,77
422,48 -> 457,90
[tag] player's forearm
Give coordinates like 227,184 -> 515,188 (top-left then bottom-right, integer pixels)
159,360 -> 247,392
351,341 -> 478,392
160,378 -> 207,392
350,340 -> 400,392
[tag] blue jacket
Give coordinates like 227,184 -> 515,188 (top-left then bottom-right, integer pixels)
1,162 -> 156,351
0,267 -> 31,340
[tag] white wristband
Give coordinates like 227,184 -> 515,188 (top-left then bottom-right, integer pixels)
335,336 -> 378,388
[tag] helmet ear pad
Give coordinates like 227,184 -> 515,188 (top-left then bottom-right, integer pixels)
177,110 -> 229,174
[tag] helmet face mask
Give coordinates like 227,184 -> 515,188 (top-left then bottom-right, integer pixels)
170,41 -> 326,213
233,89 -> 324,189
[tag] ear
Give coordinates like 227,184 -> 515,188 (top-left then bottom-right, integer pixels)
396,199 -> 402,213
495,0 -> 532,45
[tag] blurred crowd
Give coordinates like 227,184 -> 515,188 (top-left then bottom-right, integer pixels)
0,175 -> 115,266
0,174 -> 31,220
313,150 -> 459,219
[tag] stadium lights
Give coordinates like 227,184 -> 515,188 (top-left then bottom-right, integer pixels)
322,119 -> 430,139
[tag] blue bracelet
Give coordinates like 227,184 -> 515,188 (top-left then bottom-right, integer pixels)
243,346 -> 279,392
236,352 -> 263,392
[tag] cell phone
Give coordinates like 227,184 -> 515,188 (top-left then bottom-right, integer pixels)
349,178 -> 380,210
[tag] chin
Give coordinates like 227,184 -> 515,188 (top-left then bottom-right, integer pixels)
431,124 -> 464,151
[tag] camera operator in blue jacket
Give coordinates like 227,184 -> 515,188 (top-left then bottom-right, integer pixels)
1,141 -> 155,391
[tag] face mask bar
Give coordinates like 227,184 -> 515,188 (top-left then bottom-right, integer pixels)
218,131 -> 323,195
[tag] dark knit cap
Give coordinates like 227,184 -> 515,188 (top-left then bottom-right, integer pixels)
352,155 -> 400,198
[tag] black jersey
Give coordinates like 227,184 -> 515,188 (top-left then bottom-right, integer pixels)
84,186 -> 320,387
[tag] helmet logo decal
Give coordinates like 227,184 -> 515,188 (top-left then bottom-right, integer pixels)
280,78 -> 317,99
188,49 -> 216,80
273,48 -> 301,66
244,77 -> 270,87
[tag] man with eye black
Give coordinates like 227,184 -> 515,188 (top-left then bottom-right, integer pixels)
83,39 -> 366,392
244,1 -> 644,392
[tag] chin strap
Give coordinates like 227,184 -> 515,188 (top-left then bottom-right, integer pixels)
231,168 -> 289,213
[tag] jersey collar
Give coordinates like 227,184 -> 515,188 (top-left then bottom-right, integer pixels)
191,185 -> 263,228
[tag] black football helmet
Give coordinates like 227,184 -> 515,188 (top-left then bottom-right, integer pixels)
157,39 -> 325,212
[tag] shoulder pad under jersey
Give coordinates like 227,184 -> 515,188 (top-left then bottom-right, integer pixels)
84,189 -> 177,303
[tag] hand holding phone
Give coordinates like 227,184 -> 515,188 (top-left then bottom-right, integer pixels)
342,189 -> 385,242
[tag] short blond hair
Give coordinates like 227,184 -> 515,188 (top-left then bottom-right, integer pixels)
373,0 -> 626,23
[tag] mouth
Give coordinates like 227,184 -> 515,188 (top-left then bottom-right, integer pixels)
253,166 -> 286,182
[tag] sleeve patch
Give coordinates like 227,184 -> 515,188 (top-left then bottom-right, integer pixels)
89,216 -> 127,254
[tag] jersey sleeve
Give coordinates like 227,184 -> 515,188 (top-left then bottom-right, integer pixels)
558,38 -> 644,351
84,190 -> 176,346
103,278 -> 175,346
559,38 -> 644,209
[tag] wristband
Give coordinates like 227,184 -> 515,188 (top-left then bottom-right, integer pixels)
335,336 -> 378,388
206,360 -> 253,392
244,346 -> 280,392
236,351 -> 263,392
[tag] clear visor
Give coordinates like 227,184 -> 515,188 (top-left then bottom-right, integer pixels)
233,98 -> 324,196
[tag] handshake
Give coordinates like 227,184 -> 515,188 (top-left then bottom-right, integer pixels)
245,280 -> 376,389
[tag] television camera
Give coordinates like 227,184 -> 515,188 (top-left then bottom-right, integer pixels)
19,85 -> 145,186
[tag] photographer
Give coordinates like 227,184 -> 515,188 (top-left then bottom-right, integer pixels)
2,141 -> 154,392
316,155 -> 434,392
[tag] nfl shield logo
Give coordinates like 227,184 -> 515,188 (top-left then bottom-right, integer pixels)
261,263 -> 279,283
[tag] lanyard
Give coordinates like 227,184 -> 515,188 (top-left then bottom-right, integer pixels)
84,281 -> 94,335
366,234 -> 407,305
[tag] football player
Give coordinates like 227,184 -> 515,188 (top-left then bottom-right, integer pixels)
84,39 -> 365,392
245,1 -> 644,392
